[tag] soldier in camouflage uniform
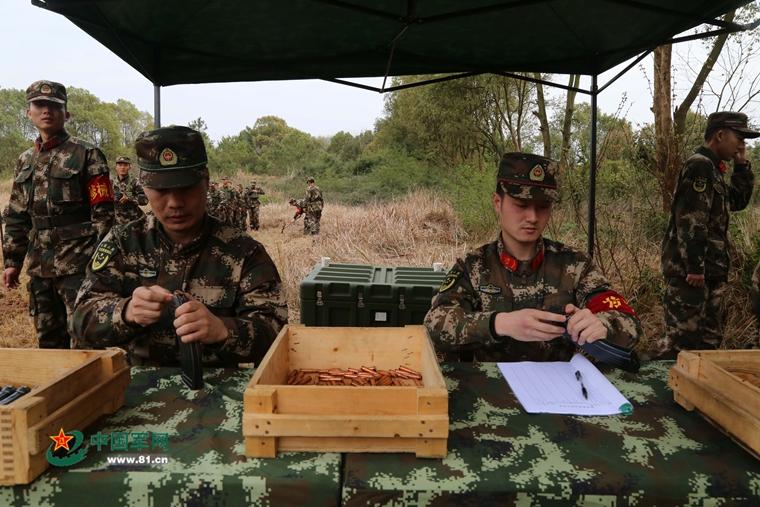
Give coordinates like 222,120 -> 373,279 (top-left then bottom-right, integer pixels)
659,112 -> 757,357
236,184 -> 246,229
2,80 -> 115,349
245,181 -> 265,230
217,177 -> 234,227
303,177 -> 323,235
72,126 -> 288,366
424,153 -> 641,362
206,180 -> 220,218
113,155 -> 148,224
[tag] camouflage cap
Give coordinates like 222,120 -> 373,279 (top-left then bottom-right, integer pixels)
135,126 -> 208,189
706,111 -> 760,139
115,156 -> 131,164
497,152 -> 559,202
26,80 -> 67,105
306,177 -> 315,183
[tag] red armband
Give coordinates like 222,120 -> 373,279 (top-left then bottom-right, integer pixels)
585,290 -> 637,317
88,174 -> 114,205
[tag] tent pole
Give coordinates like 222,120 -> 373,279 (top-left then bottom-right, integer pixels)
154,84 -> 161,128
587,75 -> 598,258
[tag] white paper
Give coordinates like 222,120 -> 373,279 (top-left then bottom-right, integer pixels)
498,354 -> 633,415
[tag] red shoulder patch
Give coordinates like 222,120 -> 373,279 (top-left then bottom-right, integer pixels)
586,290 -> 637,317
88,174 -> 114,205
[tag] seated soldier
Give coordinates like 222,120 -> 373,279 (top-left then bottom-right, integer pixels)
424,153 -> 642,362
72,126 -> 288,366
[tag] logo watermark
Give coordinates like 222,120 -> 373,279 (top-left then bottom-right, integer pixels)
46,428 -> 172,468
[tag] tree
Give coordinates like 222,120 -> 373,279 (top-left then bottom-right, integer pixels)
652,6 -> 759,209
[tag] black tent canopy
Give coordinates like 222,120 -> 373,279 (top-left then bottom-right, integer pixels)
33,0 -> 757,253
32,0 -> 753,84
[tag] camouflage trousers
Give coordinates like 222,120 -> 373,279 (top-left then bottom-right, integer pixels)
658,276 -> 727,358
304,210 -> 321,235
28,273 -> 83,349
248,204 -> 260,230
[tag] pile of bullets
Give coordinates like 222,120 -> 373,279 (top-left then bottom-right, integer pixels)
286,365 -> 423,386
0,385 -> 31,405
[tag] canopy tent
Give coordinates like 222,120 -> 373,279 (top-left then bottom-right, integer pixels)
32,0 -> 757,253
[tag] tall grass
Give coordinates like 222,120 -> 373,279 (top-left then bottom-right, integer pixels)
1,183 -> 757,352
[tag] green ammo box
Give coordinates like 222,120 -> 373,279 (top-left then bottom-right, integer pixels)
299,263 -> 447,326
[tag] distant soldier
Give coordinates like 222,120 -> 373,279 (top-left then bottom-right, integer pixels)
218,177 -> 235,227
235,184 -> 246,229
303,177 -> 323,235
659,112 -> 757,357
2,80 -> 115,349
206,180 -> 220,218
113,156 -> 148,224
424,153 -> 641,363
246,181 -> 265,230
72,126 -> 288,366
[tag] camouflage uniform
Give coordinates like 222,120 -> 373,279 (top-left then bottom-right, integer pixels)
206,182 -> 220,218
72,214 -> 288,366
246,182 -> 265,230
217,181 -> 235,227
113,159 -> 148,225
72,126 -> 288,367
2,80 -> 114,349
425,236 -> 642,362
660,112 -> 757,356
304,179 -> 323,235
424,153 -> 641,362
235,185 -> 246,229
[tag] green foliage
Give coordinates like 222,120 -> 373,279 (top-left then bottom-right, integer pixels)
0,86 -> 153,175
441,165 -> 497,237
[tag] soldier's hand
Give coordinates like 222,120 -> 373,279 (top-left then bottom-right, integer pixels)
119,195 -> 129,204
733,144 -> 748,165
125,285 -> 173,326
173,296 -> 229,345
685,274 -> 705,288
3,267 -> 19,289
494,309 -> 567,342
565,304 -> 607,345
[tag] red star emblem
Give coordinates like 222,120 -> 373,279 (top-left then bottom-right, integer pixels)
50,428 -> 74,451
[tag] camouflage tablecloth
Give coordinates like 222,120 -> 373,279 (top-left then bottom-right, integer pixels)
2,368 -> 341,507
342,361 -> 760,506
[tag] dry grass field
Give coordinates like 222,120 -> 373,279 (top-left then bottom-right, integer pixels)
1,176 -> 758,353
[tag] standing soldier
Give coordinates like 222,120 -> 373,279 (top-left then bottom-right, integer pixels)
303,177 -> 323,235
424,153 -> 641,363
660,112 -> 757,357
218,177 -> 234,227
235,184 -> 246,229
207,180 -> 220,218
246,181 -> 265,231
113,156 -> 148,224
2,80 -> 115,349
72,126 -> 288,366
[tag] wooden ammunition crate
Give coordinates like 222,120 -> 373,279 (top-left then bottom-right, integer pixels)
669,350 -> 760,459
243,325 -> 448,458
0,348 -> 130,485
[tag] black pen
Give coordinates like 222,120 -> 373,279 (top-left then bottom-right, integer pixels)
575,370 -> 588,399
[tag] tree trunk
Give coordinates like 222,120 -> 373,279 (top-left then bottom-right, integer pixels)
654,10 -> 736,210
653,45 -> 675,210
533,73 -> 552,158
559,74 -> 581,172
